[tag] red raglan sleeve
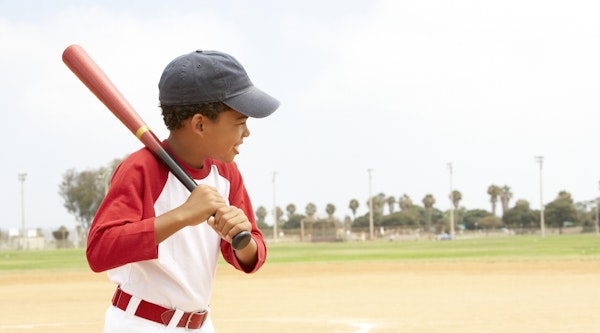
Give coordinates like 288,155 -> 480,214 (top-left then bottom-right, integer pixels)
86,149 -> 166,272
217,161 -> 267,273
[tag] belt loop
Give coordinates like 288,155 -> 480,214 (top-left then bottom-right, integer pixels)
167,309 -> 185,328
125,296 -> 142,316
112,286 -> 123,306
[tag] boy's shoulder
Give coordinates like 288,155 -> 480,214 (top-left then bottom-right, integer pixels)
126,147 -> 163,167
114,147 -> 166,179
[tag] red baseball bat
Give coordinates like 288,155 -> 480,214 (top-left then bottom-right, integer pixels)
62,44 -> 251,250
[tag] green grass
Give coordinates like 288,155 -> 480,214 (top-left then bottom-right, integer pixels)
264,234 -> 600,263
1,234 -> 599,271
0,248 -> 88,271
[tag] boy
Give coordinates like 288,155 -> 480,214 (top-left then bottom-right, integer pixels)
86,50 -> 280,332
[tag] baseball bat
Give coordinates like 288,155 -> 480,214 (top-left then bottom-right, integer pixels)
62,44 -> 251,251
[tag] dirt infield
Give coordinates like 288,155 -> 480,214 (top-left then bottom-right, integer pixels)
1,261 -> 598,332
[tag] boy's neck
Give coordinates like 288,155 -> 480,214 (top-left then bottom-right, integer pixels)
166,135 -> 205,169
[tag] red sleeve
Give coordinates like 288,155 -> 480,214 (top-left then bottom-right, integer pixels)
86,149 -> 167,272
215,161 -> 267,273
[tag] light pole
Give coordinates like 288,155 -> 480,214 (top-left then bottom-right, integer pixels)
447,163 -> 455,238
18,173 -> 27,250
596,181 -> 600,236
272,171 -> 278,241
535,156 -> 545,237
367,169 -> 374,240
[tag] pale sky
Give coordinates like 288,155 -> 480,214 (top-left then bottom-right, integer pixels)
2,0 -> 600,233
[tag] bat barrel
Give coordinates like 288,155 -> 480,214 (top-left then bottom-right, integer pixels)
62,45 -> 146,135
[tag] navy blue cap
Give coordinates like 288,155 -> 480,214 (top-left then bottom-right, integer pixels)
158,50 -> 280,118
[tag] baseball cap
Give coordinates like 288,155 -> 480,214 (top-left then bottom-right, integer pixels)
158,50 -> 280,118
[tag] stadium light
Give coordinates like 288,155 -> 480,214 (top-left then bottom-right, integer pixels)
596,181 -> 600,235
447,163 -> 455,238
18,173 -> 27,250
368,169 -> 374,240
534,156 -> 545,237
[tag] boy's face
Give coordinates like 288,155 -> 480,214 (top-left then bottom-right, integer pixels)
202,109 -> 250,163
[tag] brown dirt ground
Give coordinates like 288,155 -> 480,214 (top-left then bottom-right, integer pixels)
0,261 -> 599,332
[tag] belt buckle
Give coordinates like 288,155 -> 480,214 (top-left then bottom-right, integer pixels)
185,310 -> 207,331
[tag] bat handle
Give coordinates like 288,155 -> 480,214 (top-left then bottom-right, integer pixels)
231,231 -> 252,251
157,149 -> 252,250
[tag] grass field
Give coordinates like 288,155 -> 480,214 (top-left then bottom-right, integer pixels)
1,234 -> 599,271
266,234 -> 600,263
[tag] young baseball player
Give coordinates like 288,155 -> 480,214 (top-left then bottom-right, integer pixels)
86,50 -> 280,332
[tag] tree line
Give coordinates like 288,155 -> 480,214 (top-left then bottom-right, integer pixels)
58,161 -> 598,236
254,184 -> 597,235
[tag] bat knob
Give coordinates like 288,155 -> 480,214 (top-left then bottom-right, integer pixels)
231,231 -> 252,250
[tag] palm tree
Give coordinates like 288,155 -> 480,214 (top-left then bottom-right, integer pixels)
500,185 -> 513,216
255,206 -> 268,224
398,194 -> 413,211
367,193 -> 386,216
386,196 -> 396,214
275,206 -> 284,226
302,202 -> 317,242
451,190 -> 462,209
286,203 -> 296,219
348,199 -> 359,221
305,202 -> 317,219
422,194 -> 436,238
450,190 -> 462,236
326,203 -> 336,220
487,185 -> 502,215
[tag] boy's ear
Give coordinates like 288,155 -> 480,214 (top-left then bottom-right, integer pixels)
190,113 -> 204,133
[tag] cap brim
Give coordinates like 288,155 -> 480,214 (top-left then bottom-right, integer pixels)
223,86 -> 280,118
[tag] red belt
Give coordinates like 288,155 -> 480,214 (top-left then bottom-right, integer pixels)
112,286 -> 207,330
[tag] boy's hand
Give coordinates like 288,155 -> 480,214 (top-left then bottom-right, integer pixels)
208,206 -> 252,244
180,184 -> 226,226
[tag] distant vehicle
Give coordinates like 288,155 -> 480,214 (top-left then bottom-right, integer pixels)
436,233 -> 452,240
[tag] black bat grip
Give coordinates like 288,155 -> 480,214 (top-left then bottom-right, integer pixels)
231,230 -> 252,250
156,149 -> 252,250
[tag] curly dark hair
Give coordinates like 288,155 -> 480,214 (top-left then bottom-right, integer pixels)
160,102 -> 231,130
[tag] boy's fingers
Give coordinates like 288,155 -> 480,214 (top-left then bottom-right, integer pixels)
207,216 -> 216,227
